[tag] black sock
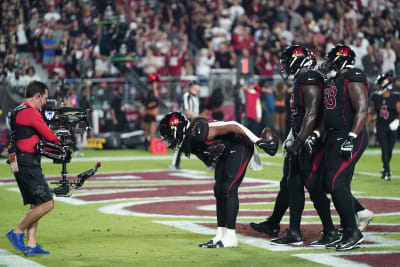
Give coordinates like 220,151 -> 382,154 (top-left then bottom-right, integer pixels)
353,195 -> 364,213
269,186 -> 289,227
216,197 -> 226,227
309,189 -> 334,230
332,187 -> 357,229
288,186 -> 305,232
225,195 -> 239,229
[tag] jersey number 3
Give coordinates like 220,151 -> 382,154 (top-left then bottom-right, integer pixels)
379,104 -> 389,120
324,87 -> 337,109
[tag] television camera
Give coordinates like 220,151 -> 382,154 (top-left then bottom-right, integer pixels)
35,82 -> 101,197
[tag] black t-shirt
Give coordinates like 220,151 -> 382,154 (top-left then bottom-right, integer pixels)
111,94 -> 125,121
371,92 -> 400,127
290,70 -> 324,135
323,68 -> 368,130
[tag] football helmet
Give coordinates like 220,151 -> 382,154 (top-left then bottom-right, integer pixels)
375,72 -> 393,93
322,44 -> 355,74
159,112 -> 189,149
279,45 -> 315,80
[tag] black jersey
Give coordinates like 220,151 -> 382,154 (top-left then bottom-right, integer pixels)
290,70 -> 324,136
180,117 -> 252,166
371,92 -> 400,127
323,68 -> 368,130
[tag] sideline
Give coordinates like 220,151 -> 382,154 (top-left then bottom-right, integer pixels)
0,248 -> 45,267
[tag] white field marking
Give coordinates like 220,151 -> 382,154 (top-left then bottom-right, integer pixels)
1,148 -> 397,165
154,220 -> 400,252
95,195 -> 400,219
261,161 -> 400,179
94,175 -> 141,180
293,250 -> 400,267
0,248 -> 46,267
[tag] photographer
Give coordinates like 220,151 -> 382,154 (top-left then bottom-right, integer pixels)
6,81 -> 59,256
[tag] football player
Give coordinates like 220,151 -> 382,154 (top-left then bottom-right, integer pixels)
315,44 -> 369,250
368,73 -> 400,181
159,112 -> 277,248
268,45 -> 338,246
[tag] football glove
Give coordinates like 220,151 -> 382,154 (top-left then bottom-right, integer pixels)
286,138 -> 303,156
256,139 -> 278,156
389,119 -> 399,131
304,131 -> 318,154
339,136 -> 354,160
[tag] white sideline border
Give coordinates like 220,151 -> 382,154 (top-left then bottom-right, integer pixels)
0,248 -> 45,267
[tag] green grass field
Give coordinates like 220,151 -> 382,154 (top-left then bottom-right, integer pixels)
0,145 -> 399,267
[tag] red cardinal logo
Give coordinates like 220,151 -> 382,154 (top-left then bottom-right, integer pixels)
292,47 -> 303,57
337,47 -> 349,56
169,113 -> 179,127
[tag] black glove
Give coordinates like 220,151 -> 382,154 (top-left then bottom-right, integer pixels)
286,138 -> 303,156
63,147 -> 72,162
204,143 -> 225,162
256,139 -> 278,156
304,132 -> 318,154
340,136 -> 354,160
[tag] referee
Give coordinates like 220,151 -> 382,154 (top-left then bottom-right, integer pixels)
170,81 -> 200,169
6,81 -> 59,256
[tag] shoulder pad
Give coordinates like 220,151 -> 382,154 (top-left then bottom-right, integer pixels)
344,68 -> 367,83
298,70 -> 324,85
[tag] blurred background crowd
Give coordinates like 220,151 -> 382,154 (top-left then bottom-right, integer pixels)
0,0 -> 399,151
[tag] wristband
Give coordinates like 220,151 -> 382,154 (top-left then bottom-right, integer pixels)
348,132 -> 357,138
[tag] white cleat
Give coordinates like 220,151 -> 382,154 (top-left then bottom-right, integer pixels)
356,209 -> 374,231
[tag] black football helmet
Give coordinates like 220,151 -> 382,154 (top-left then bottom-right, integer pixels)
159,112 -> 189,149
322,44 -> 356,74
279,45 -> 315,80
376,72 -> 393,93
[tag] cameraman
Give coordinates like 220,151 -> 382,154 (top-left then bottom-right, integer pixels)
6,81 -> 59,256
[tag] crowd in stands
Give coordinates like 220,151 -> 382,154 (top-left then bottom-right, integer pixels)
0,0 -> 399,136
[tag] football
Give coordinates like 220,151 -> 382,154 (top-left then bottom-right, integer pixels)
261,127 -> 278,142
261,127 -> 279,155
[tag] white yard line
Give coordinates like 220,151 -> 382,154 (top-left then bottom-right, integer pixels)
0,248 -> 46,267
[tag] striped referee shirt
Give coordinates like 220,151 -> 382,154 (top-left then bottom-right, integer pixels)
183,91 -> 200,119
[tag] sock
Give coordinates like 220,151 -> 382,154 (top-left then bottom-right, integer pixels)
213,227 -> 226,243
288,186 -> 305,232
222,228 -> 238,247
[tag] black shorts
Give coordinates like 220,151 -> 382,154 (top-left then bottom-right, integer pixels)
144,114 -> 156,123
275,106 -> 286,114
14,165 -> 53,205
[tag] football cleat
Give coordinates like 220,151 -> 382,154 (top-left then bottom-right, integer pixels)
249,220 -> 280,237
356,209 -> 374,231
271,229 -> 303,246
199,240 -> 214,248
384,172 -> 391,181
336,228 -> 364,251
310,229 -> 341,247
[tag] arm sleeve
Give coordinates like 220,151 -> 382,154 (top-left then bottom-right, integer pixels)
17,108 -> 60,144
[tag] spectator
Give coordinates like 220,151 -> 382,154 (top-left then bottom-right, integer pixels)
349,32 -> 369,70
22,67 -> 40,85
215,42 -> 235,69
196,47 -> 215,84
257,50 -> 275,81
381,41 -> 396,75
273,81 -> 287,141
111,86 -> 127,132
48,55 -> 66,78
44,4 -> 61,22
95,55 -> 112,77
41,30 -> 57,66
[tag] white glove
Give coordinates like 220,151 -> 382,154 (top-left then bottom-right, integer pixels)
389,119 -> 399,131
282,128 -> 294,158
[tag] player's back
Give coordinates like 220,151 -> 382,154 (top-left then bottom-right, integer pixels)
323,68 -> 368,131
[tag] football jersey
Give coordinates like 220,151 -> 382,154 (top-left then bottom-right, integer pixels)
323,68 -> 368,130
180,117 -> 252,165
290,70 -> 325,136
371,92 -> 400,127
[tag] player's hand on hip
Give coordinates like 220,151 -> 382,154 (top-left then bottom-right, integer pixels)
389,119 -> 399,131
339,136 -> 354,160
285,138 -> 303,156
